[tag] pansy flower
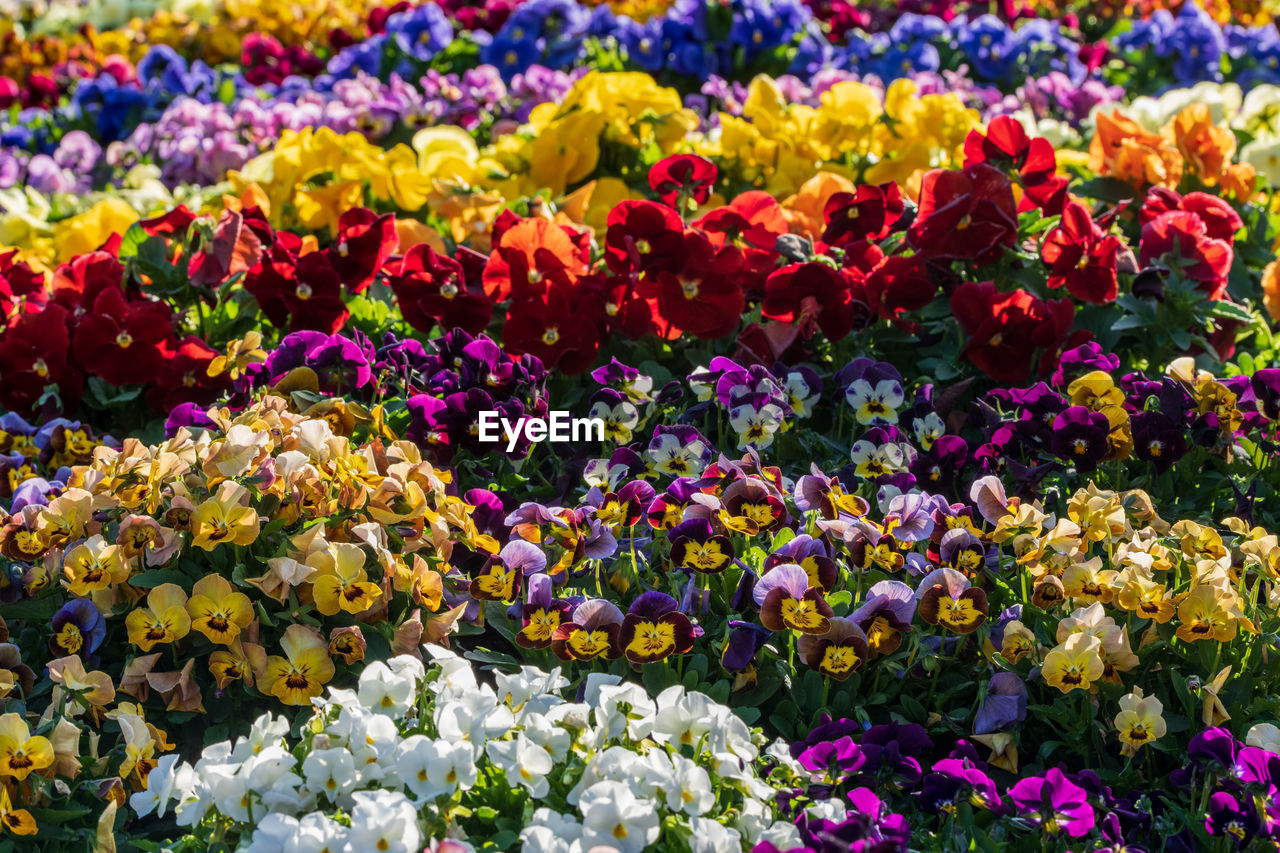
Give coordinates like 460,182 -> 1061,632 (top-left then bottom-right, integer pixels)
844,520 -> 907,573
125,584 -> 192,651
849,436 -> 910,480
0,714 -> 52,781
1115,687 -> 1166,756
915,568 -> 988,634
647,425 -> 712,479
850,580 -> 916,656
472,539 -> 545,602
186,575 -> 255,644
720,476 -> 788,534
587,389 -> 639,445
1050,406 -> 1110,471
669,519 -> 734,575
728,401 -> 784,451
798,617 -> 869,681
1042,633 -> 1105,693
1041,201 -> 1121,304
951,281 -> 1075,384
820,181 -> 903,247
61,534 -> 127,596
1175,585 -> 1239,643
311,543 -> 384,616
551,599 -> 624,662
973,671 -> 1028,736
208,640 -> 263,691
721,621 -> 772,691
0,787 -> 36,836
938,528 -> 989,577
328,627 -> 367,665
648,154 -> 716,209
190,481 -> 260,551
261,624 -> 335,706
908,163 -> 1018,264
755,564 -> 833,634
765,535 -> 838,593
49,599 -> 106,658
619,591 -> 696,665
515,574 -> 572,650
846,376 -> 905,426
1007,768 -> 1095,838
794,465 -> 869,520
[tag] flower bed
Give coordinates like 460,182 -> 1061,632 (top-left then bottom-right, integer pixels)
6,1 -> 1280,850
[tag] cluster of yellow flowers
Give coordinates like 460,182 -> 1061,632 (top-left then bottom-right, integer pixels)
991,482 -> 1274,755
225,72 -> 979,248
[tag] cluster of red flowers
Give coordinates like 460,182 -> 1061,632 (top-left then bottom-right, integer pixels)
0,240 -> 228,418
3,114 -> 1253,417
1137,187 -> 1242,301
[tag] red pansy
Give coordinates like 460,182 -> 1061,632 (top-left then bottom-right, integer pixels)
327,207 -> 398,293
963,115 -> 1068,214
138,205 -> 198,238
148,336 -> 229,413
50,247 -> 125,314
503,280 -> 607,374
72,287 -> 174,386
1040,200 -> 1121,304
821,181 -> 904,247
387,242 -> 493,335
0,303 -> 82,415
951,280 -> 1075,383
908,163 -> 1018,264
863,254 -> 937,320
243,245 -> 350,333
651,232 -> 746,339
604,200 -> 685,275
762,261 -> 864,341
0,250 -> 47,322
648,154 -> 717,208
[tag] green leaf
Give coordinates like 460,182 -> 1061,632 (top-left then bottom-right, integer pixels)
129,568 -> 193,589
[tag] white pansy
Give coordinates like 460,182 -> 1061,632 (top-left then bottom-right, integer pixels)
345,790 -> 421,853
578,780 -> 660,853
667,753 -> 715,816
689,816 -> 742,853
129,754 -> 197,819
436,687 -> 516,746
357,660 -> 418,718
163,649 -> 793,852
521,808 -> 584,853
399,736 -> 478,799
1241,135 -> 1280,187
487,734 -> 554,797
301,748 -> 358,805
1247,722 -> 1280,754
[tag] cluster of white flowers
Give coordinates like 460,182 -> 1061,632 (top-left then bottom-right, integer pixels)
133,648 -> 803,853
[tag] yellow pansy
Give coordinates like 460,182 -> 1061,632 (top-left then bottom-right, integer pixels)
0,788 -> 36,836
1175,585 -> 1238,643
190,481 -> 260,551
125,584 -> 192,651
186,575 -> 255,644
0,714 -> 53,781
1115,688 -> 1166,756
262,624 -> 335,706
1041,633 -> 1105,694
62,534 -> 128,596
310,543 -> 382,616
